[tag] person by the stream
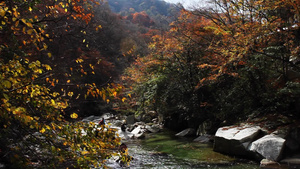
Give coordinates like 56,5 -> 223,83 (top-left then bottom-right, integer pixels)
121,123 -> 127,132
116,142 -> 133,166
99,117 -> 105,126
119,143 -> 127,153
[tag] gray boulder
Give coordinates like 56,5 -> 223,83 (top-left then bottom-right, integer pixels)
145,124 -> 161,133
214,125 -> 261,156
82,115 -> 100,122
249,134 -> 285,161
193,134 -> 213,143
175,128 -> 196,137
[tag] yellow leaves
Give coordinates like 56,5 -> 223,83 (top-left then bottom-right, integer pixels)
95,25 -> 102,31
27,29 -> 33,35
45,125 -> 51,130
15,20 -> 19,27
29,7 -> 32,12
21,19 -> 33,28
89,64 -> 94,70
43,64 -> 52,70
40,128 -> 46,133
12,107 -> 25,115
51,99 -> 56,105
81,150 -> 89,155
70,113 -> 78,119
43,43 -> 48,50
0,2 -> 7,17
68,91 -> 74,97
0,9 -> 5,17
76,58 -> 84,63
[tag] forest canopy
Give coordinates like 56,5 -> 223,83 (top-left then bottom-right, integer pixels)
121,0 -> 300,130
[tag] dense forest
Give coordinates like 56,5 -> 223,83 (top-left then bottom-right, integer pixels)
0,0 -> 299,168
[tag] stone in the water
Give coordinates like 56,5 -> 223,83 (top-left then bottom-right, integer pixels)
175,128 -> 196,137
145,124 -> 161,133
193,134 -> 212,143
249,134 -> 285,161
131,126 -> 146,139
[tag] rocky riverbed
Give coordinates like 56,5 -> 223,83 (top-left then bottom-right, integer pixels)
81,113 -> 300,168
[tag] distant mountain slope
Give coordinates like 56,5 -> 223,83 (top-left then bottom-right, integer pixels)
104,0 -> 177,17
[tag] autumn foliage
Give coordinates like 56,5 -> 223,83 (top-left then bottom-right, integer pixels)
126,11 -> 154,27
121,0 -> 300,130
0,0 -> 130,168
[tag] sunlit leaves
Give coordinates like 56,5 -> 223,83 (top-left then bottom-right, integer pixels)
70,113 -> 78,119
39,128 -> 46,133
76,58 -> 84,63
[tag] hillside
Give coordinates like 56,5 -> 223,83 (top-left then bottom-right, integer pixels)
105,0 -> 177,16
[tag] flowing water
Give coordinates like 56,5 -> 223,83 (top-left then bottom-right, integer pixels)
106,129 -> 260,169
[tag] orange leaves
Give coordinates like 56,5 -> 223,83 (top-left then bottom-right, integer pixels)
126,11 -> 154,27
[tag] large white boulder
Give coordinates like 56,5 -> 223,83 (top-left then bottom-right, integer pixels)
214,125 -> 261,156
249,134 -> 285,161
131,125 -> 146,138
116,127 -> 134,140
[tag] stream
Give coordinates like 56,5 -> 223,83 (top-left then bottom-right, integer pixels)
105,129 -> 260,169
